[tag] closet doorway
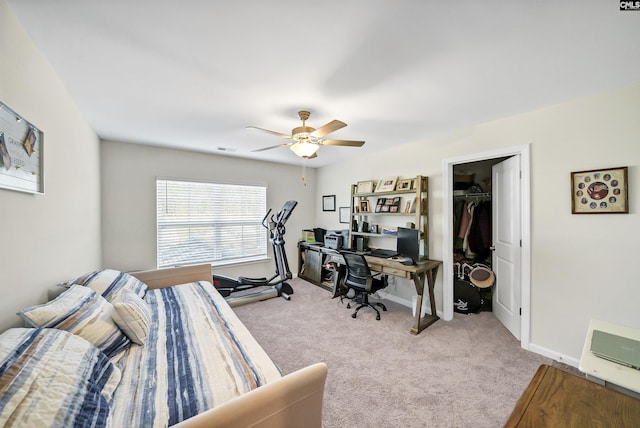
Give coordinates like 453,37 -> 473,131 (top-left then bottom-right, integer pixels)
442,145 -> 531,349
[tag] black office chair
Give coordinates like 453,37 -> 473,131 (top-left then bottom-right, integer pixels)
340,251 -> 389,320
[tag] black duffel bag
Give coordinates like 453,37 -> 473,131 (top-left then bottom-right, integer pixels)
453,279 -> 482,314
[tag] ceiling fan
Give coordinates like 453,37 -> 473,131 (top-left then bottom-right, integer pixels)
248,110 -> 365,159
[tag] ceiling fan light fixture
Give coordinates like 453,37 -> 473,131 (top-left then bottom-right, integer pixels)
290,141 -> 319,158
249,110 -> 365,158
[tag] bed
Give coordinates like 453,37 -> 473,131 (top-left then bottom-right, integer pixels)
0,264 -> 327,427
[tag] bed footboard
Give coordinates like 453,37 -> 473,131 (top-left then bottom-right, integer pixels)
173,363 -> 328,428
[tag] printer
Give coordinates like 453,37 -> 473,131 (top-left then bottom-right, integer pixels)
324,230 -> 347,249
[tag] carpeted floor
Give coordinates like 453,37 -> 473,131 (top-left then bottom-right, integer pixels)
233,278 -> 564,427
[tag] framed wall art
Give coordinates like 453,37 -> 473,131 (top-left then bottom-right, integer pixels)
571,166 -> 628,214
339,207 -> 350,224
0,101 -> 44,194
322,194 -> 336,211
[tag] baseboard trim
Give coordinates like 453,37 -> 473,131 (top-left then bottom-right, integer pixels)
380,291 -> 581,368
375,291 -> 444,318
528,343 -> 580,368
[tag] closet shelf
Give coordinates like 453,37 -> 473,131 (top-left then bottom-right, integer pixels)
454,192 -> 492,200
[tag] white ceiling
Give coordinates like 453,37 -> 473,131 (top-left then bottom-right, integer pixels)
6,1 -> 640,167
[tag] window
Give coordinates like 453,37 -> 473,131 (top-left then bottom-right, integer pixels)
156,178 -> 267,268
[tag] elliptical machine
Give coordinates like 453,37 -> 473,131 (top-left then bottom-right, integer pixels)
213,200 -> 297,307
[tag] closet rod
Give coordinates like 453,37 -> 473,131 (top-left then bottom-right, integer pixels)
454,192 -> 492,200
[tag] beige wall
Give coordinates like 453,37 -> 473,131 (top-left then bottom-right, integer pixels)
100,140 -> 317,279
0,1 -> 102,331
3,0 -> 639,367
316,82 -> 640,364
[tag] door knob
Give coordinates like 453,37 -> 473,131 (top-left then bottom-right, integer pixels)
489,246 -> 496,251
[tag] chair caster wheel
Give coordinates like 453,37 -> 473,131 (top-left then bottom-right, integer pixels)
382,307 -> 387,311
376,315 -> 381,320
347,303 -> 351,309
352,313 -> 357,319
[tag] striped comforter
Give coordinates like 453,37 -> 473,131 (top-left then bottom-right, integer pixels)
0,328 -> 122,427
110,280 -> 282,427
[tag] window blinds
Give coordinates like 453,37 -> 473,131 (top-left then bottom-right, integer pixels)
156,178 -> 267,268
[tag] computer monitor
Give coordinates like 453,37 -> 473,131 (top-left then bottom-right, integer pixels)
396,227 -> 420,264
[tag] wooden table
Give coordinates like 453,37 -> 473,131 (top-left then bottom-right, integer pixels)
504,364 -> 640,427
329,252 -> 442,335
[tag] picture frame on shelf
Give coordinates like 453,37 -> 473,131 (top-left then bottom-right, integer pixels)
389,197 -> 401,213
408,197 -> 417,213
322,195 -> 336,211
359,200 -> 371,213
571,166 -> 628,214
339,207 -> 350,223
375,176 -> 398,193
356,180 -> 375,194
396,179 -> 412,191
375,197 -> 386,212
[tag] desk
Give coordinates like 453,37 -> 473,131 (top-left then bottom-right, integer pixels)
297,242 -> 442,335
504,364 -> 640,427
579,319 -> 640,398
364,256 -> 442,334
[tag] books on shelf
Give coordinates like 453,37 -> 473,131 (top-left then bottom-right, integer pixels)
381,227 -> 398,236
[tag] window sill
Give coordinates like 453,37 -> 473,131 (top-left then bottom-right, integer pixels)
212,257 -> 270,269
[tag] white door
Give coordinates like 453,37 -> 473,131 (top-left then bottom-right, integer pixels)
492,155 -> 521,339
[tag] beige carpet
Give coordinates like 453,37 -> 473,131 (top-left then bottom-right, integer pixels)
232,278 -> 561,427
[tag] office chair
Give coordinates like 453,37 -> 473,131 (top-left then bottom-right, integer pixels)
339,251 -> 389,320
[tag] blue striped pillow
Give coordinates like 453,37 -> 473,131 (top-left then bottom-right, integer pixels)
70,269 -> 148,303
0,328 -> 120,427
17,285 -> 131,359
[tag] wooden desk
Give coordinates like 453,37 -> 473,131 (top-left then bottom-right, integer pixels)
504,364 -> 640,427
297,242 -> 442,334
331,253 -> 441,334
364,256 -> 441,334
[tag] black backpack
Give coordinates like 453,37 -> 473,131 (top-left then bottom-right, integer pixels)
453,279 -> 482,314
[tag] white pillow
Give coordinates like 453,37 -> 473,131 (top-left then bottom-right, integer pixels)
17,285 -> 131,359
111,288 -> 151,345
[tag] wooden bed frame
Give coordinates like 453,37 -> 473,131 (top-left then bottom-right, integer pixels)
131,264 -> 213,289
130,264 -> 328,428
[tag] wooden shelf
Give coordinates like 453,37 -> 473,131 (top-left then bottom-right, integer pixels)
354,189 -> 415,197
349,175 -> 429,258
353,212 -> 425,217
352,231 -> 426,239
352,232 -> 397,238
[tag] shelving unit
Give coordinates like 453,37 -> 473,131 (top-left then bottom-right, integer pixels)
349,175 -> 429,258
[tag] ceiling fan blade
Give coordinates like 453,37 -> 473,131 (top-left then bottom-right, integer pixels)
246,126 -> 292,139
252,142 -> 293,152
321,139 -> 365,147
311,120 -> 347,138
307,152 -> 318,159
